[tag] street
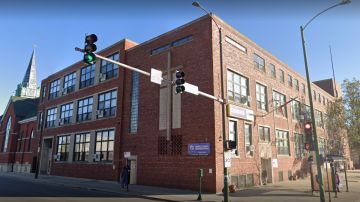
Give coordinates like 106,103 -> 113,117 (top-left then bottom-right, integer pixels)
0,174 -> 161,202
0,171 -> 359,202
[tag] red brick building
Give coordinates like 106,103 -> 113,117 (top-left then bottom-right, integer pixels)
34,14 -> 350,193
0,49 -> 40,173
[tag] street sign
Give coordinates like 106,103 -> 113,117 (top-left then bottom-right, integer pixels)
224,151 -> 232,168
150,68 -> 162,84
188,143 -> 210,155
124,152 -> 131,158
272,159 -> 278,168
184,82 -> 199,95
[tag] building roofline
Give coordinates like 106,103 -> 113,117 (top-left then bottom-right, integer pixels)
127,14 -> 210,52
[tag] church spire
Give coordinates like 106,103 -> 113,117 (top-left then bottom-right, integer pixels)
15,47 -> 40,98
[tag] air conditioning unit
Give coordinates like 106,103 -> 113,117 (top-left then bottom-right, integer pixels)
58,119 -> 64,126
240,95 -> 251,104
54,153 -> 61,161
93,153 -> 101,162
96,110 -> 104,118
62,88 -> 68,95
99,73 -> 107,82
249,145 -> 255,152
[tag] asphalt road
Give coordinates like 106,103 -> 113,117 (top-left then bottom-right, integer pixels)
0,175 -> 160,202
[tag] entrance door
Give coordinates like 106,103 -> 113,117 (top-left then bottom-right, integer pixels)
40,138 -> 52,175
261,158 -> 272,184
128,159 -> 137,184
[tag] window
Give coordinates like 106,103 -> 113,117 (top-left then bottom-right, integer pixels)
100,53 -> 120,80
270,64 -> 276,78
323,96 -> 326,105
315,110 -> 323,127
273,91 -> 287,118
41,86 -> 46,101
46,107 -> 57,128
244,123 -> 253,157
74,133 -> 90,161
2,117 -> 11,152
318,93 -> 321,103
225,36 -> 247,53
253,54 -> 265,72
276,130 -> 289,155
56,135 -> 70,161
151,44 -> 170,55
291,100 -> 300,121
80,64 -> 95,89
295,79 -> 299,91
288,74 -> 293,87
172,35 -> 193,47
95,129 -> 115,161
227,70 -> 249,106
301,83 -> 306,94
63,72 -> 76,94
130,72 -> 140,134
304,105 -> 311,121
98,90 -> 117,118
49,79 -> 60,100
60,103 -> 73,125
229,120 -> 238,155
259,126 -> 270,142
313,90 -> 316,101
295,133 -> 305,158
256,83 -> 267,111
279,69 -> 284,83
77,97 -> 93,122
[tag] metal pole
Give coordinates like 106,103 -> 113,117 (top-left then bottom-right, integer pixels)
344,161 -> 349,192
329,46 -> 338,97
34,111 -> 44,179
218,27 -> 229,202
325,158 -> 331,202
300,26 -> 325,202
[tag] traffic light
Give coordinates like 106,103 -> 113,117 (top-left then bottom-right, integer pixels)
304,122 -> 314,151
83,34 -> 98,64
175,70 -> 185,93
304,122 -> 312,134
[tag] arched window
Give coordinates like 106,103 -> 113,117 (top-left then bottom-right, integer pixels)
3,117 -> 11,152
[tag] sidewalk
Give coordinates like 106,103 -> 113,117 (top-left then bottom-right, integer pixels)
1,171 -> 359,202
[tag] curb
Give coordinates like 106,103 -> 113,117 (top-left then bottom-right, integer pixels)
0,173 -> 180,202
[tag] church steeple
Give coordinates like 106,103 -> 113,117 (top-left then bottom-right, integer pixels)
15,47 -> 40,98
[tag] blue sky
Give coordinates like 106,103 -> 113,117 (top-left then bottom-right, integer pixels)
0,0 -> 359,113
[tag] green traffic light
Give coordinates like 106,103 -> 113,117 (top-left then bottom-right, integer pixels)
175,86 -> 185,94
84,53 -> 96,64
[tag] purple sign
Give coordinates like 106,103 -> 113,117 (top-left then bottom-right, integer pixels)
188,143 -> 210,156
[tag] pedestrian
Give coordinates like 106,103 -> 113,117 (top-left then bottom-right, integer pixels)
120,166 -> 129,191
262,169 -> 267,185
335,171 -> 340,192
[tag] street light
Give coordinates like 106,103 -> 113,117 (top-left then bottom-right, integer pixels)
300,1 -> 350,201
192,2 -> 229,202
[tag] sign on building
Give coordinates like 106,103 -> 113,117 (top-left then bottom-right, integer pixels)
188,143 -> 210,156
272,159 -> 278,168
224,151 -> 232,168
227,104 -> 254,121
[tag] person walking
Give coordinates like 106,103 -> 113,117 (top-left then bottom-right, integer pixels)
262,169 -> 268,185
335,171 -> 340,192
120,166 -> 129,191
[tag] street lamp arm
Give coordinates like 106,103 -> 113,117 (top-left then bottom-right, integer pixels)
303,2 -> 346,30
192,1 -> 221,30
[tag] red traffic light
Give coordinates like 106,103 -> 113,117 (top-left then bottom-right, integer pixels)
85,34 -> 98,44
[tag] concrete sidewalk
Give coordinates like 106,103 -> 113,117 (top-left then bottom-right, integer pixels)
1,171 -> 359,202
